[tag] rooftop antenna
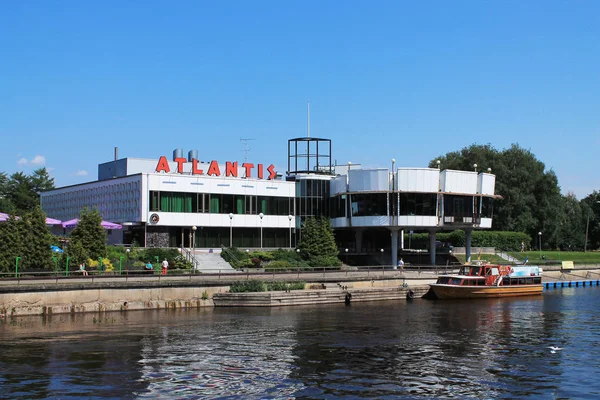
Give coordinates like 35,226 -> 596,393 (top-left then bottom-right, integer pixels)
240,138 -> 255,162
307,101 -> 310,137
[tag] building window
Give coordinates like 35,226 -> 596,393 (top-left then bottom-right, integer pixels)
399,193 -> 437,216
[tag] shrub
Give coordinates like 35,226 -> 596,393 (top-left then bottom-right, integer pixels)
251,257 -> 262,268
229,280 -> 266,293
308,255 -> 342,268
265,260 -> 293,270
266,281 -> 305,291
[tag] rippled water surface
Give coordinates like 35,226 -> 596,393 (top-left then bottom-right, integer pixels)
2,288 -> 600,399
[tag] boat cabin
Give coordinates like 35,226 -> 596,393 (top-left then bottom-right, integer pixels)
435,264 -> 542,287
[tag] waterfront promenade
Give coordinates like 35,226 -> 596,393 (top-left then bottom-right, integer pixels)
1,266 -> 598,317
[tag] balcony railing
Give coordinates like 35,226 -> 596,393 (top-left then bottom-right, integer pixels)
443,215 -> 481,225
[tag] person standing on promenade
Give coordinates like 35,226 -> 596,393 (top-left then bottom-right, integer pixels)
145,261 -> 153,274
397,258 -> 405,272
161,258 -> 169,275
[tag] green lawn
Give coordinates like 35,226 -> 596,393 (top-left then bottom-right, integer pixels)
507,251 -> 600,264
453,253 -> 510,265
453,251 -> 600,265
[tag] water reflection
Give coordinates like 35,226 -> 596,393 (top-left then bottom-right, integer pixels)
1,289 -> 599,398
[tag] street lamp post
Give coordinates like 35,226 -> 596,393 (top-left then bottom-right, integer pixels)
538,231 -> 542,258
229,213 -> 234,248
259,212 -> 264,249
126,248 -> 130,274
584,201 -> 600,252
288,215 -> 293,248
345,248 -> 349,266
192,226 -> 197,253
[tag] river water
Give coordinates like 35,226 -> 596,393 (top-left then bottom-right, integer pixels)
1,287 -> 599,399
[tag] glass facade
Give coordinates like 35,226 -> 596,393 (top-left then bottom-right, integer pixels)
295,179 -> 331,219
399,193 -> 437,216
150,191 -> 292,215
164,227 -> 293,249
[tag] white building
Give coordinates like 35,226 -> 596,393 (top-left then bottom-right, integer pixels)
41,138 -> 498,266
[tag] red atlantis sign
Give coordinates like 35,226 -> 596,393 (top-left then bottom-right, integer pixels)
155,156 -> 277,180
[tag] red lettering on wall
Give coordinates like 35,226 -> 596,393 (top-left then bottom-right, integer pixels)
207,160 -> 221,176
242,163 -> 254,178
225,161 -> 238,177
192,158 -> 204,175
156,156 -> 171,173
267,164 -> 276,180
174,158 -> 187,173
257,164 -> 264,179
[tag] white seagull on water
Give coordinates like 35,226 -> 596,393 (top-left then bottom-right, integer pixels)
548,346 -> 563,353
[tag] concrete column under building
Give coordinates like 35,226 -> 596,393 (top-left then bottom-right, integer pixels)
429,230 -> 437,266
465,229 -> 472,262
390,228 -> 399,267
355,229 -> 364,253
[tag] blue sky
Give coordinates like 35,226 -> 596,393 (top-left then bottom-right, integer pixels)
1,1 -> 598,198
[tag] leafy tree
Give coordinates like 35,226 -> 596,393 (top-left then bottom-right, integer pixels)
555,194 -> 585,250
30,168 -> 55,194
0,216 -> 24,272
0,207 -> 53,272
298,217 -> 340,267
21,207 -> 54,269
0,172 -> 13,213
6,172 -> 36,213
581,191 -> 600,250
430,143 -> 565,248
0,168 -> 55,214
69,208 -> 107,260
66,241 -> 88,268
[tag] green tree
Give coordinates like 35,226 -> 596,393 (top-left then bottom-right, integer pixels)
0,172 -> 13,213
298,217 -> 340,267
581,192 -> 600,250
0,168 -> 55,214
6,172 -> 36,213
69,208 -> 107,260
21,207 -> 54,269
430,143 -> 565,248
0,216 -> 24,272
30,168 -> 55,194
555,194 -> 585,250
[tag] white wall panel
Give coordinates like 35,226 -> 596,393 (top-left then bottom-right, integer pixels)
440,170 -> 477,194
398,216 -> 438,227
477,173 -> 496,195
331,175 -> 347,195
397,168 -> 439,192
348,169 -> 388,192
479,218 -> 493,229
151,213 -> 294,228
330,217 -> 350,228
349,216 -> 391,227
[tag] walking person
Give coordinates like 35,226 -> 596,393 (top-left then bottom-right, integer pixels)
161,258 -> 169,275
397,258 -> 405,272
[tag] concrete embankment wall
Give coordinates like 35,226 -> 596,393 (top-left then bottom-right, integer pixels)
213,285 -> 429,307
0,275 -> 435,316
0,285 -> 229,317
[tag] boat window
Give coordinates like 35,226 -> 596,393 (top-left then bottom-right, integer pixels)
451,278 -> 462,285
533,277 -> 541,284
459,267 -> 468,275
470,266 -> 481,276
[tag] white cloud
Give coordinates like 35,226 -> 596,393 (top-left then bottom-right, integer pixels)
74,170 -> 88,176
17,158 -> 28,166
30,155 -> 46,166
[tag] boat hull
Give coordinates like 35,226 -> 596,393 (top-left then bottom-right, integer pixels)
429,284 -> 543,299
